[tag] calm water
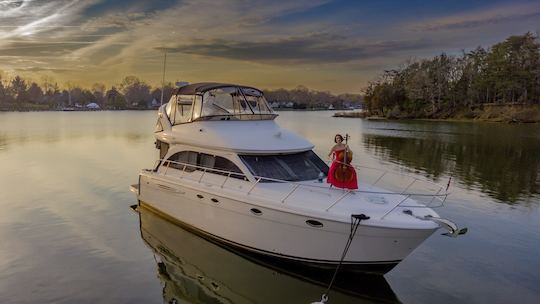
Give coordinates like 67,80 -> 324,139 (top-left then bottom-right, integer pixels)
1,111 -> 539,303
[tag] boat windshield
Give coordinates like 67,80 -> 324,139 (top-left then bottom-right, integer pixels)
240,151 -> 329,182
166,86 -> 276,125
199,87 -> 275,120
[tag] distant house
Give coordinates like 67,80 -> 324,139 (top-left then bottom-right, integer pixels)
270,101 -> 280,109
151,98 -> 160,108
284,101 -> 294,108
86,102 -> 100,110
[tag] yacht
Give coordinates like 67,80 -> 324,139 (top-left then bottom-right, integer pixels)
131,82 -> 464,275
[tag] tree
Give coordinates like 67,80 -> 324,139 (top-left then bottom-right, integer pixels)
106,87 -> 126,109
64,81 -> 77,105
363,32 -> 540,118
0,74 -> 7,104
119,76 -> 151,108
27,82 -> 43,103
41,76 -> 57,95
91,83 -> 106,107
11,76 -> 28,103
485,33 -> 540,103
150,82 -> 175,105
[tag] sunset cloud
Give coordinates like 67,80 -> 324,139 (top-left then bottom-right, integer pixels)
409,2 -> 540,32
165,34 -> 433,64
0,0 -> 537,93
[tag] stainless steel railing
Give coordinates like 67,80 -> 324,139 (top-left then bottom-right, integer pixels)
149,158 -> 450,213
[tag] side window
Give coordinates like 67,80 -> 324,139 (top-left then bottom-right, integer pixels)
214,156 -> 244,179
166,151 -> 197,172
192,95 -> 202,120
199,153 -> 215,169
174,95 -> 193,124
202,88 -> 239,116
165,151 -> 245,179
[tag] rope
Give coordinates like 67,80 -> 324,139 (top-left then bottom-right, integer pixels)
314,214 -> 369,303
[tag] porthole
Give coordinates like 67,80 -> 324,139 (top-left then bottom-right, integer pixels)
250,208 -> 262,216
196,194 -> 204,199
306,219 -> 323,228
211,198 -> 219,203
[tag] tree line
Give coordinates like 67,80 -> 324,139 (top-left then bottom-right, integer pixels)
0,72 -> 363,111
364,32 -> 540,118
263,86 -> 363,109
0,74 -> 176,111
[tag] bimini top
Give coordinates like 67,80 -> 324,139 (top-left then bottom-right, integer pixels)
164,82 -> 277,126
176,82 -> 261,95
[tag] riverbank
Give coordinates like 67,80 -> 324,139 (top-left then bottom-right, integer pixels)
334,104 -> 540,123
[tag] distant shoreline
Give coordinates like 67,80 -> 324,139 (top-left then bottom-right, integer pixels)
333,104 -> 540,123
0,108 -> 352,113
0,108 -> 157,112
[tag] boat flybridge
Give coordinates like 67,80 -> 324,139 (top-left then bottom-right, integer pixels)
131,82 -> 465,275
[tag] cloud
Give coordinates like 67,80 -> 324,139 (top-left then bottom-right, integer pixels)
68,0 -> 334,66
1,0 -> 537,92
162,33 -> 433,64
0,0 -> 28,17
0,41 -> 96,57
80,12 -> 151,31
410,2 -> 540,32
14,66 -> 74,73
0,0 -> 101,42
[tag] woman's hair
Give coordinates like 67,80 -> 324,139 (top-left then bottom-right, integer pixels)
334,134 -> 344,143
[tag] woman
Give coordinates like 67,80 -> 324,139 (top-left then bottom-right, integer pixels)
327,134 -> 358,189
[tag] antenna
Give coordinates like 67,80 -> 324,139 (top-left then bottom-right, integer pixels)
160,49 -> 168,106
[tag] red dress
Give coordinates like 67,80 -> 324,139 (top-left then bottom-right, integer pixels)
327,149 -> 358,190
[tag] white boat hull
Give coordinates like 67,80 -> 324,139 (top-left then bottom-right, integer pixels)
137,174 -> 438,274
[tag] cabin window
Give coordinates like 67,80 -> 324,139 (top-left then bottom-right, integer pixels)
192,95 -> 202,120
165,96 -> 176,122
202,89 -> 234,116
213,156 -> 244,178
174,95 -> 194,124
165,151 -> 244,179
201,87 -> 272,118
199,153 -> 215,169
240,88 -> 272,114
166,151 -> 198,172
240,151 -> 328,182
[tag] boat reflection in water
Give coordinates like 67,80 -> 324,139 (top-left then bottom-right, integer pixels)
138,205 -> 399,304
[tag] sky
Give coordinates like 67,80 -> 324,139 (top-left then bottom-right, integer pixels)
0,0 -> 539,93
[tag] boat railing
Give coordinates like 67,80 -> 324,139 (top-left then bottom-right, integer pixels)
151,159 -> 450,213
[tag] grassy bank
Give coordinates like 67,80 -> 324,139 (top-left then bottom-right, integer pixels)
459,103 -> 540,123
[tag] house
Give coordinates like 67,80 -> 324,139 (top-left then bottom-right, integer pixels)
86,102 -> 100,110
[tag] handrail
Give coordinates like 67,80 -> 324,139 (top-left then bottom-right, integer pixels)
325,191 -> 351,211
281,184 -> 300,203
149,158 -> 450,208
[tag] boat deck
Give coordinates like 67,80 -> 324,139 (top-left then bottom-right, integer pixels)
139,160 -> 446,229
